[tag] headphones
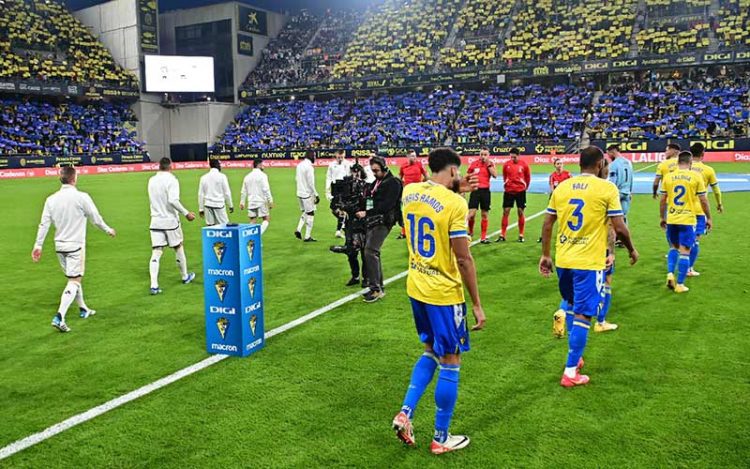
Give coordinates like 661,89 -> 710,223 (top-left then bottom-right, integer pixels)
370,156 -> 388,172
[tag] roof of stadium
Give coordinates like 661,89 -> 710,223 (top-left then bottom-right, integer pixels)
66,0 -> 381,13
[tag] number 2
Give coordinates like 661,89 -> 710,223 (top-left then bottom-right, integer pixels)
407,214 -> 436,258
673,185 -> 686,206
567,199 -> 584,231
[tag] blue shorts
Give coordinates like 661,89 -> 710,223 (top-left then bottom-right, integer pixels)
410,298 -> 470,357
666,224 -> 696,248
556,268 -> 605,318
620,194 -> 631,216
695,215 -> 707,237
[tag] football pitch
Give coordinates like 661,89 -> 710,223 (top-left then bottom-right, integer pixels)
1,162 -> 748,467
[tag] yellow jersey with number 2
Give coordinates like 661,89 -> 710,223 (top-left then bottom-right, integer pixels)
403,181 -> 469,306
661,169 -> 706,225
546,174 -> 623,271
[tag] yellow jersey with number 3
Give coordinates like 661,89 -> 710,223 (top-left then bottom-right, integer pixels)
661,169 -> 706,225
403,181 -> 469,306
691,161 -> 718,215
546,174 -> 623,271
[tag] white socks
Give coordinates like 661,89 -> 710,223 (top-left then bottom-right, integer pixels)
57,281 -> 79,322
75,283 -> 89,311
260,220 -> 269,234
296,215 -> 305,233
175,245 -> 188,280
305,214 -> 314,239
149,248 -> 163,288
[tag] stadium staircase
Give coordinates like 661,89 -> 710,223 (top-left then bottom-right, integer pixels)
629,0 -> 648,57
706,0 -> 722,51
432,0 -> 469,73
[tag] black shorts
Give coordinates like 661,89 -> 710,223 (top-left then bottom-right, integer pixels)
468,188 -> 491,211
503,191 -> 527,209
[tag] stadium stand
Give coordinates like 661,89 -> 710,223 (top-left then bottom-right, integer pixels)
242,11 -> 322,89
716,0 -> 750,48
644,0 -> 710,17
331,0 -> 462,78
438,0 -> 513,71
300,10 -> 366,84
636,0 -> 713,55
453,84 -> 593,144
0,98 -> 143,155
0,0 -> 137,87
501,0 -> 637,62
588,74 -> 750,139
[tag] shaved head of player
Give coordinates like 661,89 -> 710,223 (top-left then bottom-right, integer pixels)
32,165 -> 117,332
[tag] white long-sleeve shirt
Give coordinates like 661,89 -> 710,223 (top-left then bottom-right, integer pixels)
240,169 -> 273,208
148,171 -> 189,230
325,159 -> 352,199
198,168 -> 233,211
34,185 -> 113,252
296,159 -> 317,198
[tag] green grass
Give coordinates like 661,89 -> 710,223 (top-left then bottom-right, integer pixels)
1,163 -> 749,467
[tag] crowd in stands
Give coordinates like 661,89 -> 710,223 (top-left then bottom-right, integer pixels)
242,11 -> 321,89
300,10 -> 366,84
0,0 -> 137,88
439,0 -> 512,70
332,0 -> 461,78
644,0 -> 710,17
0,99 -> 143,155
502,0 -> 637,62
716,0 -> 750,48
588,74 -> 750,139
454,84 -> 593,143
636,18 -> 712,54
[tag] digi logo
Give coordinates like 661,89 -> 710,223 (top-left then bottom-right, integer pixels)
206,230 -> 232,238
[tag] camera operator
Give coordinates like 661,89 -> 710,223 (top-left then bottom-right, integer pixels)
329,164 -> 369,287
356,156 -> 403,303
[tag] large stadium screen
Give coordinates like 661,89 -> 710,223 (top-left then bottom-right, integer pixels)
144,55 -> 215,93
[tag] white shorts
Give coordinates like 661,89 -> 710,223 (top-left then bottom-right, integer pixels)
150,226 -> 184,248
204,206 -> 229,226
248,205 -> 269,219
298,196 -> 316,214
57,248 -> 85,278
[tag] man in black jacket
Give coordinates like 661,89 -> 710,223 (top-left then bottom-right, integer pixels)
356,156 -> 403,302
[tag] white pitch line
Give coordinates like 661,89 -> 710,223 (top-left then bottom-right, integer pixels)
2,164 -> 650,460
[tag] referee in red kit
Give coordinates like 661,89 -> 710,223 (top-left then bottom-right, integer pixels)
499,147 -> 531,242
467,147 -> 497,244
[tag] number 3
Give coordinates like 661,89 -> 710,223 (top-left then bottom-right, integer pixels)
407,214 -> 436,258
567,199 -> 585,231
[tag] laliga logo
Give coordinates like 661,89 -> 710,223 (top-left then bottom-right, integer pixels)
216,317 -> 229,339
249,314 -> 258,336
246,239 -> 255,260
248,277 -> 257,299
213,242 -> 226,264
215,279 -> 228,302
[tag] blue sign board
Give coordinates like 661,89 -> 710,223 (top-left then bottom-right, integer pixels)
202,224 -> 264,357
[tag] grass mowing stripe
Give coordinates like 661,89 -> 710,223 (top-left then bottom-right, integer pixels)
0,210 -> 544,460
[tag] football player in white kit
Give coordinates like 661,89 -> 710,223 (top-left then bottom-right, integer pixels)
240,158 -> 274,234
198,158 -> 233,226
326,150 -> 352,238
295,150 -> 319,242
148,158 -> 196,295
32,165 -> 116,333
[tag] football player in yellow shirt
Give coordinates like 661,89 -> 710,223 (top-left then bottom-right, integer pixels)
392,148 -> 485,455
660,151 -> 712,293
687,142 -> 724,276
652,143 -> 681,199
540,146 -> 638,387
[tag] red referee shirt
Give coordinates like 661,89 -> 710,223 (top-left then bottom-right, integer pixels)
503,160 -> 531,193
400,161 -> 427,185
549,170 -> 571,190
467,160 -> 493,189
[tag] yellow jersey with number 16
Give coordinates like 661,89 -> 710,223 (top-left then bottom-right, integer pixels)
661,169 -> 706,225
403,181 -> 469,306
546,174 -> 623,271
